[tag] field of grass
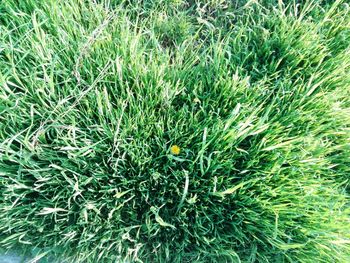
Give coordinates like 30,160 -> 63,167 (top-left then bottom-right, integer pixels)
1,0 -> 350,262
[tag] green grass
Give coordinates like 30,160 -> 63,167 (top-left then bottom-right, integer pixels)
0,0 -> 350,262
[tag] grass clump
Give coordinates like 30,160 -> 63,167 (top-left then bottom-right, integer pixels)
1,0 -> 350,262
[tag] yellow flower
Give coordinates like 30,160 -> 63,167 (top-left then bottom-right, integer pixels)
170,145 -> 181,155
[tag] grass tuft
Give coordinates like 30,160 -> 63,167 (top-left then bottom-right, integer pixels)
1,0 -> 350,262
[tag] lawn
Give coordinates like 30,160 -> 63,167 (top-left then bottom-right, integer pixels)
0,0 -> 350,262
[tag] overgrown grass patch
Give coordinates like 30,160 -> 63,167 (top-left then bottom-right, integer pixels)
0,0 -> 350,262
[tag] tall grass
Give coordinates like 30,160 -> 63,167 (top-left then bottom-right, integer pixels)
0,0 -> 350,262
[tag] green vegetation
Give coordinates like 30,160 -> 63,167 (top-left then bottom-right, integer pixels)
1,0 -> 350,262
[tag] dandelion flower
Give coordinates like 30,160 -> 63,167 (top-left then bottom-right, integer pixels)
170,145 -> 181,155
